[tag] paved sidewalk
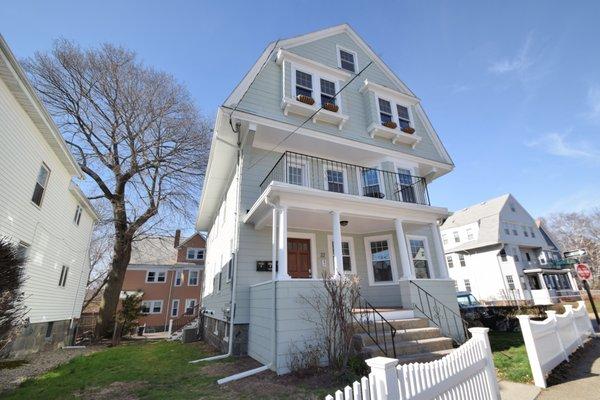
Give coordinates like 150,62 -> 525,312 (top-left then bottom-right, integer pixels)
499,380 -> 540,400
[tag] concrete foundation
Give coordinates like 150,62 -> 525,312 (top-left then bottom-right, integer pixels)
201,315 -> 248,355
5,319 -> 73,358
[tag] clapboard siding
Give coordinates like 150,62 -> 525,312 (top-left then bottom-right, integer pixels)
0,76 -> 94,324
235,31 -> 447,164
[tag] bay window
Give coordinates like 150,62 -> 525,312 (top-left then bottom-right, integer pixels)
378,98 -> 393,124
320,78 -> 336,106
295,70 -> 313,98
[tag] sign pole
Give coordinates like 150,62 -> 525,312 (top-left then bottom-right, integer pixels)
582,279 -> 600,327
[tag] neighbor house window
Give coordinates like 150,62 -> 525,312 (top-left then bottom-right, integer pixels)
339,49 -> 356,72
186,248 -> 204,260
499,249 -> 507,262
295,70 -> 313,98
378,98 -> 393,125
506,275 -> 515,290
31,163 -> 50,207
185,299 -> 197,315
396,105 -> 411,129
326,168 -> 345,193
466,228 -> 474,241
503,223 -> 510,235
58,265 -> 69,287
464,279 -> 472,292
409,238 -> 431,279
320,78 -> 336,106
512,225 -> 518,236
525,252 -> 531,262
171,299 -> 179,317
146,270 -> 166,283
523,226 -> 529,237
446,255 -> 454,268
188,270 -> 199,286
453,231 -> 460,243
141,300 -> 163,314
73,205 -> 83,226
369,240 -> 393,282
442,234 -> 448,245
227,258 -> 234,282
510,204 -> 516,212
530,227 -> 536,238
174,270 -> 183,286
361,169 -> 381,198
458,254 -> 466,267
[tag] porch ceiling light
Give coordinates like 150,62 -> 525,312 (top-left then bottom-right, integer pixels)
340,220 -> 349,227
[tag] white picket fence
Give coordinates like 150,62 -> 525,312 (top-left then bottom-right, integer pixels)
325,328 -> 500,400
518,300 -> 595,388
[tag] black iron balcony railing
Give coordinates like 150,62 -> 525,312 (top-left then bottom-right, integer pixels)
259,151 -> 430,206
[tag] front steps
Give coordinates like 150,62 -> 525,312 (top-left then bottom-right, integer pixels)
353,311 -> 455,364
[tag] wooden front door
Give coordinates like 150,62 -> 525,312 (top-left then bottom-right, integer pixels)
287,238 -> 312,278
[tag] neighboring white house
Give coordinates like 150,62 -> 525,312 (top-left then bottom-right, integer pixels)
441,194 -> 579,306
0,35 -> 98,356
196,24 -> 462,374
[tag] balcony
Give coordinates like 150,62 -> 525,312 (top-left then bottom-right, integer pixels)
259,151 -> 430,206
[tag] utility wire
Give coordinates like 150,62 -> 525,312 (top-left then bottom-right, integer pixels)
247,60 -> 373,171
228,39 -> 281,132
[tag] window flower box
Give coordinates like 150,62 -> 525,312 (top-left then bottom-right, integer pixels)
296,95 -> 315,105
401,126 -> 415,134
383,121 -> 397,129
323,102 -> 339,113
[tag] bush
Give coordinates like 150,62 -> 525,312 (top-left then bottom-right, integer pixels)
117,292 -> 143,337
0,238 -> 28,355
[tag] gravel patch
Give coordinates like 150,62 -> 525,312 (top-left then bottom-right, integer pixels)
0,346 -> 103,393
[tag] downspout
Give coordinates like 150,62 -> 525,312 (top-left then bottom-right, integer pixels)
265,197 -> 280,373
164,265 -> 176,331
190,123 -> 244,364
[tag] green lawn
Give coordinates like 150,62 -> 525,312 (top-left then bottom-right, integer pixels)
2,341 -> 338,400
489,331 -> 532,383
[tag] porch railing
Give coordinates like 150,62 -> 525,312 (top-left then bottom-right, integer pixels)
259,151 -> 430,206
170,303 -> 202,334
410,280 -> 470,345
352,294 -> 397,358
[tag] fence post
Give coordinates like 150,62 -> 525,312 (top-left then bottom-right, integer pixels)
468,327 -> 501,400
518,315 -> 547,388
365,357 -> 400,400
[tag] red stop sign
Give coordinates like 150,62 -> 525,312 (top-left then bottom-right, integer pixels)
577,263 -> 592,280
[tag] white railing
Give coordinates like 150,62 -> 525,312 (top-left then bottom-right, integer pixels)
325,328 -> 500,400
518,300 -> 595,388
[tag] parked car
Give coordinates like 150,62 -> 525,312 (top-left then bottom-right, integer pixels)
457,292 -> 523,332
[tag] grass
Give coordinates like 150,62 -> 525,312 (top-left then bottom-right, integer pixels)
2,341 -> 338,400
489,331 -> 532,383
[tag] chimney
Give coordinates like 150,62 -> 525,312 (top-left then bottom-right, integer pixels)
174,229 -> 181,248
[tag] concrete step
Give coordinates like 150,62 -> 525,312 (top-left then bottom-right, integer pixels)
395,349 -> 454,365
355,327 -> 442,347
354,317 -> 430,331
363,336 -> 454,358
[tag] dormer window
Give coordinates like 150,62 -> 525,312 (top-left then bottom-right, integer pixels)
378,99 -> 393,124
397,105 -> 411,129
320,78 -> 336,106
338,49 -> 356,73
295,70 -> 313,98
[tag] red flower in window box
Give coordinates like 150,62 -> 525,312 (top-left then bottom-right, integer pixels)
323,102 -> 339,113
401,126 -> 415,134
296,95 -> 315,105
383,121 -> 397,129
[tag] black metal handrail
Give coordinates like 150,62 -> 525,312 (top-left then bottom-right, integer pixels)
170,303 -> 202,334
352,294 -> 397,358
409,280 -> 470,345
259,151 -> 430,206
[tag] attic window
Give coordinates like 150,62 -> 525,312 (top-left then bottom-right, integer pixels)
295,70 -> 313,98
338,49 -> 356,73
510,203 -> 516,212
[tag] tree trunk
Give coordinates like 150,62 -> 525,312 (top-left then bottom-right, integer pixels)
96,229 -> 132,338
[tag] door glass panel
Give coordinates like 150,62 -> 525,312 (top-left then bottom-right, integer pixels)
409,239 -> 430,279
370,240 -> 393,282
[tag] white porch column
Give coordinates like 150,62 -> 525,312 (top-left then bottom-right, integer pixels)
394,218 -> 414,279
271,207 -> 278,281
331,211 -> 344,278
539,273 -> 547,289
277,206 -> 290,280
567,271 -> 579,291
430,222 -> 449,279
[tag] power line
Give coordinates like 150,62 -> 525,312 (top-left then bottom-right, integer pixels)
247,60 -> 373,171
228,39 -> 281,132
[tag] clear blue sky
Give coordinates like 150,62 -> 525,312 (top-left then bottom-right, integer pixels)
3,1 -> 600,219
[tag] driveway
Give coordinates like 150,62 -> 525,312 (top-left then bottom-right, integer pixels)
536,337 -> 600,400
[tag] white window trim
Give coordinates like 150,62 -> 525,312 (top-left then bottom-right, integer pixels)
186,248 -> 205,261
406,234 -> 434,279
142,300 -> 163,314
364,234 -> 399,286
287,231 -> 318,279
374,94 -> 415,130
188,269 -> 200,286
31,163 -> 51,208
326,235 -> 357,275
357,165 -> 386,198
458,253 -> 467,267
290,65 -> 344,113
171,299 -> 180,318
322,164 -> 349,194
286,159 -> 310,187
394,164 -> 419,203
145,269 -> 166,283
185,298 -> 197,314
336,45 -> 358,73
174,270 -> 183,287
73,205 -> 83,226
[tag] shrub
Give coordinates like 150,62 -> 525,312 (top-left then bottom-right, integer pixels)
0,238 -> 28,355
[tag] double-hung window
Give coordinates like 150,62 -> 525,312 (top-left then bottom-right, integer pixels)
295,70 -> 313,98
58,265 -> 69,287
453,231 -> 460,243
409,238 -> 431,279
506,275 -> 515,290
287,162 -> 306,186
185,299 -> 196,315
326,168 -> 345,193
378,99 -> 393,125
464,279 -> 472,292
339,49 -> 356,72
188,270 -> 199,286
466,228 -> 474,240
446,255 -> 454,268
146,270 -> 166,283
361,169 -> 382,198
397,168 -> 416,203
141,300 -> 162,314
73,205 -> 83,225
331,241 -> 352,272
458,254 -> 466,267
320,78 -> 336,106
187,248 -> 204,260
397,105 -> 411,129
171,299 -> 179,317
174,270 -> 183,286
32,163 -> 50,207
442,234 -> 448,245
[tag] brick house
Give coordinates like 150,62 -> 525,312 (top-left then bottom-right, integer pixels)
121,231 -> 205,332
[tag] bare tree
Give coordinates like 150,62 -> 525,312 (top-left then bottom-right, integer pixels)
23,40 -> 211,336
545,209 -> 600,288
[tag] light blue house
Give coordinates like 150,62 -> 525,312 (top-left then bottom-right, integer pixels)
196,24 -> 462,374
